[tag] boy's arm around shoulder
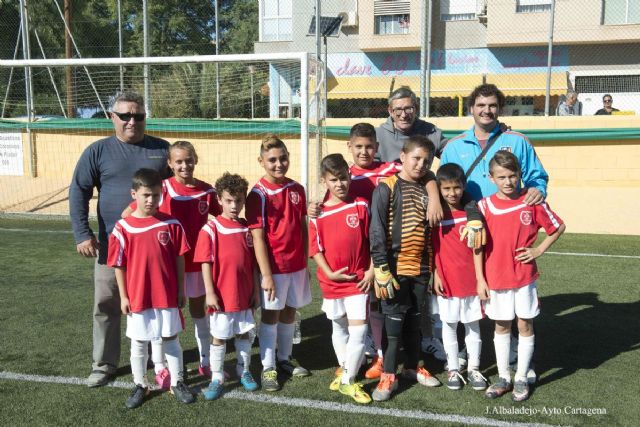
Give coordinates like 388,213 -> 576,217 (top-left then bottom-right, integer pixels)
369,182 -> 392,268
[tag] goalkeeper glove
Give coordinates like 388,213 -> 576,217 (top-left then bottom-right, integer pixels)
459,220 -> 486,249
373,264 -> 400,300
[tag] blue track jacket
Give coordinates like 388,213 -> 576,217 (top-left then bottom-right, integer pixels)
440,124 -> 548,201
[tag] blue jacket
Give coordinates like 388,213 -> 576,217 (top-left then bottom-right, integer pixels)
440,124 -> 548,201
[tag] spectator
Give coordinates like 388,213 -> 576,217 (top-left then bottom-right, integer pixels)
555,90 -> 582,116
595,94 -> 619,115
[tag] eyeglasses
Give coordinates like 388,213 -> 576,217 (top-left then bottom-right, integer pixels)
603,99 -> 613,103
111,111 -> 146,122
392,106 -> 415,116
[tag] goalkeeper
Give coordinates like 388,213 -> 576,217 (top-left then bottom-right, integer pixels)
369,136 -> 443,402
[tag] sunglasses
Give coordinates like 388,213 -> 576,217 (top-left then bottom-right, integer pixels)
112,111 -> 146,122
603,99 -> 612,103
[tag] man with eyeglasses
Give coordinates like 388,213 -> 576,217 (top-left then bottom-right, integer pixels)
595,94 -> 619,115
69,91 -> 170,388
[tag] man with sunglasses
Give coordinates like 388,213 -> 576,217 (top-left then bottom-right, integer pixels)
595,94 -> 619,115
69,91 -> 170,388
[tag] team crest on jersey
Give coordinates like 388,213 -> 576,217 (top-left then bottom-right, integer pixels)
246,232 -> 254,247
198,200 -> 209,215
157,231 -> 171,245
289,191 -> 300,205
520,210 -> 533,226
346,213 -> 359,228
499,146 -> 513,153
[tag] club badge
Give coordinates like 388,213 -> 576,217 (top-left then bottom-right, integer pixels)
198,200 -> 209,215
246,232 -> 254,247
520,210 -> 533,226
346,213 -> 359,228
289,191 -> 300,205
157,231 -> 170,245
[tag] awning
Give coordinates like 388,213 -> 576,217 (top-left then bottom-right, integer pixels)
485,72 -> 567,96
327,75 -> 484,99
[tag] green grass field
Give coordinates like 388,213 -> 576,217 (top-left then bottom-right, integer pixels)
1,216 -> 639,426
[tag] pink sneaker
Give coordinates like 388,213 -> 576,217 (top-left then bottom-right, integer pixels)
198,365 -> 212,378
155,368 -> 171,390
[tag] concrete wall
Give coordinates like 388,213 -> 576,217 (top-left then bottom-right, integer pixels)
1,116 -> 639,235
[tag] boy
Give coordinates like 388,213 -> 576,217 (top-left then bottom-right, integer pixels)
246,135 -> 311,392
477,151 -> 565,402
369,136 -> 442,402
108,168 -> 195,409
194,172 -> 261,400
431,163 -> 487,391
309,154 -> 373,404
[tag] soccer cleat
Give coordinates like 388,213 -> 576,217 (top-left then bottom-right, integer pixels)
277,358 -> 310,377
527,367 -> 537,385
446,370 -> 467,390
335,366 -> 343,376
198,365 -> 212,378
171,381 -> 196,404
339,381 -> 372,404
512,380 -> 530,402
365,356 -> 384,379
125,384 -> 149,409
421,337 -> 447,362
261,368 -> 280,392
372,372 -> 398,402
401,367 -> 442,387
239,371 -> 259,392
467,370 -> 489,391
155,367 -> 171,390
329,371 -> 342,391
87,370 -> 113,388
485,377 -> 513,399
202,380 -> 224,401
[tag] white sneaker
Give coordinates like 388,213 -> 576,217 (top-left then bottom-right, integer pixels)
421,337 -> 447,362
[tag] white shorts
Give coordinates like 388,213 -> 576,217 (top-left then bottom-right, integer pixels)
126,308 -> 184,341
434,294 -> 483,324
210,309 -> 255,340
322,293 -> 369,321
261,268 -> 311,311
184,271 -> 206,298
483,282 -> 540,321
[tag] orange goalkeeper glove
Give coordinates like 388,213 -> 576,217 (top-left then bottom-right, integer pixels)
374,264 -> 400,300
459,220 -> 486,249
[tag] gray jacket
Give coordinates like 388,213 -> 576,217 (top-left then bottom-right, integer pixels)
375,116 -> 448,163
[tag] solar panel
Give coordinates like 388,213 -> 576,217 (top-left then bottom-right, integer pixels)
307,16 -> 343,37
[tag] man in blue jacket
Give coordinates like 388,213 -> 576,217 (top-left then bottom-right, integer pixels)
441,83 -> 548,204
69,91 -> 170,387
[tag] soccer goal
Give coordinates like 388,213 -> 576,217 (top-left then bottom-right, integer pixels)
0,52 -> 325,218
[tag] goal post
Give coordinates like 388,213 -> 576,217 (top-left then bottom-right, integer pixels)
0,52 -> 325,217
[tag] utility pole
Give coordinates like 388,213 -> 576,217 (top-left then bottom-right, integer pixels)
64,0 -> 75,117
544,0 -> 556,116
143,0 -> 151,117
215,0 -> 220,118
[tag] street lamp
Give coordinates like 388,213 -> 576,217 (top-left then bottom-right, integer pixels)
248,65 -> 256,119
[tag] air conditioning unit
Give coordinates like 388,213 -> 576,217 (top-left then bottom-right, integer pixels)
338,11 -> 359,27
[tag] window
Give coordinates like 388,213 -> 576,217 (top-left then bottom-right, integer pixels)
602,0 -> 640,25
575,75 -> 640,93
375,14 -> 410,34
440,0 -> 476,21
516,0 -> 551,13
260,0 -> 292,42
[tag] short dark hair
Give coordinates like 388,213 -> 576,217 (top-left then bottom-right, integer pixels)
349,122 -> 376,141
320,153 -> 350,180
132,168 -> 162,190
489,150 -> 521,176
468,84 -> 506,109
401,135 -> 435,156
110,91 -> 144,111
260,134 -> 288,155
215,172 -> 249,198
436,163 -> 466,187
603,94 -> 613,101
169,140 -> 198,163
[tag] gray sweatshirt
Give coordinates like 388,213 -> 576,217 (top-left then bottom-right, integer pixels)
375,116 -> 448,162
69,135 -> 170,264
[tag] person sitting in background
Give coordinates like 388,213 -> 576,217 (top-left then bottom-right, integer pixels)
595,94 -> 619,115
555,90 -> 582,116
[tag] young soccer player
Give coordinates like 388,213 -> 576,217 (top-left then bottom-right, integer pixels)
123,141 -> 220,388
309,153 -> 374,404
193,172 -> 261,400
108,168 -> 195,409
431,163 -> 488,391
369,136 -> 442,402
477,151 -> 565,402
246,134 -> 311,392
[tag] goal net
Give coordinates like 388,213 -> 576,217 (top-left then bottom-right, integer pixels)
0,52 -> 325,218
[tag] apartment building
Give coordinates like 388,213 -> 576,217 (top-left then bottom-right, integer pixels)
254,0 -> 640,117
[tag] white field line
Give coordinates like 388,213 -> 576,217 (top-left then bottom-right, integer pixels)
0,371 -> 560,427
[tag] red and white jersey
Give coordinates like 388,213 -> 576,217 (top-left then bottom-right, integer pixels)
309,197 -> 370,299
432,209 -> 477,298
349,161 -> 402,203
245,177 -> 307,274
130,177 -> 220,273
107,212 -> 189,313
193,215 -> 255,313
478,192 -> 564,290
